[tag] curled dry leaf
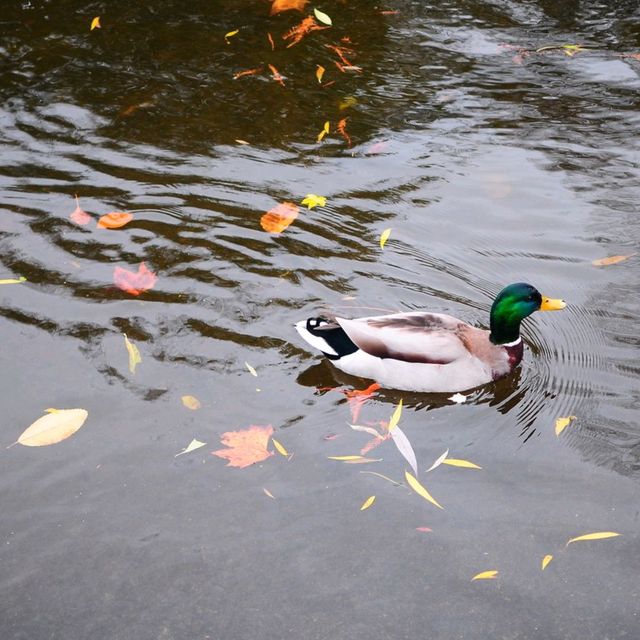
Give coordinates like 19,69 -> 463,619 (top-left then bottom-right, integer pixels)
316,65 -> 325,83
283,16 -> 328,48
360,495 -> 376,511
380,228 -> 392,249
97,212 -> 133,229
541,554 -> 553,570
113,262 -> 157,295
181,395 -> 202,410
123,333 -> 141,374
555,415 -> 576,436
70,195 -> 91,225
472,570 -> 498,581
592,254 -> 635,266
269,0 -> 308,16
260,201 -> 300,233
212,425 -> 274,469
17,408 -> 88,447
566,531 -> 621,546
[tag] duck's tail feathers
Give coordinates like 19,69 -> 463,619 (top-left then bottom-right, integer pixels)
295,317 -> 359,361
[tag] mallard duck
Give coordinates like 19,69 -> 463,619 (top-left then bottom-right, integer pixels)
295,283 -> 565,393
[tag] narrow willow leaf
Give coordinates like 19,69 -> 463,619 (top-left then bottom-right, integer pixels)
566,531 -> 621,546
175,439 -> 207,457
349,423 -> 382,438
123,333 -> 141,374
390,425 -> 417,475
541,554 -> 553,570
592,254 -> 634,266
343,457 -> 382,464
271,437 -> 289,457
225,29 -> 239,44
181,395 -> 202,410
0,276 -> 26,285
379,228 -> 392,249
555,415 -> 576,436
426,449 -> 449,473
245,362 -> 258,377
472,570 -> 498,581
442,458 -> 482,469
360,495 -> 376,511
328,455 -> 364,461
387,398 -> 402,432
90,16 -> 101,30
359,471 -> 402,486
17,409 -> 88,447
313,8 -> 332,25
404,471 -> 443,509
263,488 -> 275,499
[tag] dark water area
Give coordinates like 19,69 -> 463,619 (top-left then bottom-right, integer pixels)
1,1 -> 639,638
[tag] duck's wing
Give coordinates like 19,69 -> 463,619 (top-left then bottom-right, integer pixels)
335,312 -> 472,364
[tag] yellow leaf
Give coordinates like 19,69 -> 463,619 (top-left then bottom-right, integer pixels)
181,395 -> 202,410
404,471 -> 444,509
90,16 -> 101,31
225,29 -> 239,44
541,554 -> 553,570
263,487 -> 276,499
472,570 -> 498,581
339,96 -> 357,110
328,455 -> 364,461
380,228 -> 392,249
566,531 -> 621,546
235,139 -> 250,145
555,415 -> 576,436
592,254 -> 635,266
301,194 -> 327,209
271,437 -> 289,456
442,458 -> 482,469
17,409 -> 88,447
313,8 -> 332,25
0,276 -> 26,285
316,65 -> 325,83
317,120 -> 330,142
245,362 -> 258,376
175,438 -> 207,457
360,495 -> 376,511
123,333 -> 141,374
342,457 -> 382,464
387,398 -> 402,432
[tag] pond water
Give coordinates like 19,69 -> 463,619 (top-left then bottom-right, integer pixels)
1,1 -> 639,638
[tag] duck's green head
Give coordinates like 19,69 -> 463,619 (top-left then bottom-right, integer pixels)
489,282 -> 566,345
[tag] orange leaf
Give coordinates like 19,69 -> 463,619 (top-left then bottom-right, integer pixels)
97,212 -> 133,229
212,425 -> 274,468
113,262 -> 157,296
70,195 -> 91,225
316,65 -> 325,83
270,0 -> 309,16
337,118 -> 351,147
325,44 -> 355,67
343,382 -> 381,422
267,32 -> 275,51
90,16 -> 101,31
233,66 -> 264,80
592,254 -> 635,266
283,16 -> 328,48
260,201 -> 300,233
268,64 -> 286,86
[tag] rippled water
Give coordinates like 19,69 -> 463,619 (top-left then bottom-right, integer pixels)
1,1 -> 639,638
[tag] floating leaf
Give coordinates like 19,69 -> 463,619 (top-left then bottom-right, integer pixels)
405,471 -> 443,509
313,8 -> 332,25
212,425 -> 274,469
123,333 -> 141,374
301,194 -> 327,209
541,554 -> 553,570
566,531 -> 621,546
472,570 -> 498,581
181,395 -> 201,410
271,437 -> 289,457
317,120 -> 330,142
235,139 -> 250,145
97,212 -> 133,229
260,201 -> 300,233
245,362 -> 258,377
16,409 -> 88,447
70,195 -> 91,225
113,262 -> 157,295
380,228 -> 392,249
263,487 -> 276,499
416,526 -> 433,533
270,0 -> 309,16
328,455 -> 365,461
0,276 -> 26,285
448,393 -> 467,404
233,66 -> 264,80
343,457 -> 382,464
426,449 -> 450,473
224,29 -> 239,44
360,495 -> 376,511
387,398 -> 402,431
316,65 -> 325,83
390,425 -> 417,476
592,254 -> 634,266
267,32 -> 275,50
442,458 -> 482,469
555,415 -> 576,436
175,438 -> 207,457
90,16 -> 101,31
359,471 -> 402,486
349,423 -> 382,438
268,63 -> 285,86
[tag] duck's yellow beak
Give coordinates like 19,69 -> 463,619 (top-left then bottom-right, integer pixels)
540,296 -> 566,311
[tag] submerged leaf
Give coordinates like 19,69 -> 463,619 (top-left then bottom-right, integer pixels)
426,449 -> 450,473
541,554 -> 553,570
405,471 -> 444,509
123,333 -> 141,374
343,382 -> 381,423
390,425 -> 417,476
97,212 -> 133,229
313,8 -> 332,25
360,495 -> 376,511
175,439 -> 207,457
113,262 -> 157,295
181,395 -> 202,410
301,194 -> 327,209
380,228 -> 392,249
555,415 -> 576,436
566,531 -> 621,546
472,570 -> 498,581
592,254 -> 635,266
442,458 -> 482,469
260,201 -> 300,233
212,425 -> 274,469
17,409 -> 88,447
271,437 -> 289,457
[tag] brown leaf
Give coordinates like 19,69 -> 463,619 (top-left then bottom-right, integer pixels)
260,201 -> 300,233
212,425 -> 274,468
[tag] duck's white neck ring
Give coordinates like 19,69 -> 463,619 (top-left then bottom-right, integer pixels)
500,337 -> 522,347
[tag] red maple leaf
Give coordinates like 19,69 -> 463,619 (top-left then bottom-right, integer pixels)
212,425 -> 274,468
113,262 -> 157,295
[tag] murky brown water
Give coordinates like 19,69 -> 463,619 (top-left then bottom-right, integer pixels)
1,1 -> 639,638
